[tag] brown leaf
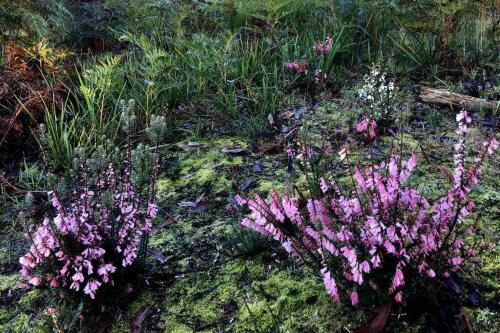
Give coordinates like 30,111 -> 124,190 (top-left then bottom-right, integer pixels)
438,165 -> 453,183
354,299 -> 392,333
189,201 -> 215,213
258,140 -> 283,154
129,307 -> 151,333
153,216 -> 178,230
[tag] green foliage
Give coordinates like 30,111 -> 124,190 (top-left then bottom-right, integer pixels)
37,105 -> 81,169
472,308 -> 500,333
0,0 -> 72,44
67,0 -> 174,50
6,0 -> 493,144
17,161 -> 46,191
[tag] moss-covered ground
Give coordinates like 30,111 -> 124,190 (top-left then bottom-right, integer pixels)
0,98 -> 498,332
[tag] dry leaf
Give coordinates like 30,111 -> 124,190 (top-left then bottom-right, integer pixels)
129,307 -> 151,333
354,299 -> 392,333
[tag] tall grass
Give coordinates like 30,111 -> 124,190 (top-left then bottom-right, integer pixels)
39,102 -> 83,169
22,0 -> 498,168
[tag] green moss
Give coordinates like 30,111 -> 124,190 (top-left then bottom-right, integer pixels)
256,179 -> 280,193
380,133 -> 420,151
18,290 -> 43,311
190,299 -> 219,322
0,286 -> 51,332
304,101 -> 353,136
157,251 -> 365,332
479,248 -> 500,290
0,307 -> 14,323
149,228 -> 176,249
222,258 -> 265,280
158,137 -> 248,199
212,138 -> 249,150
110,291 -> 157,333
157,179 -> 176,199
1,313 -> 30,333
161,317 -> 193,333
234,270 -> 363,332
468,307 -> 500,333
160,257 -> 267,330
0,274 -> 19,292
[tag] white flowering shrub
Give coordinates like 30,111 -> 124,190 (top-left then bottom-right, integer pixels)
356,64 -> 397,120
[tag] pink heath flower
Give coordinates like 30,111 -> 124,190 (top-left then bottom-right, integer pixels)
350,291 -> 359,306
285,62 -> 308,74
83,280 -> 101,299
486,138 -> 499,155
72,272 -> 84,283
391,269 -> 405,291
319,177 -> 329,193
313,36 -> 333,55
356,119 -> 369,132
338,148 -> 348,161
20,267 -> 30,277
43,307 -> 58,315
29,276 -> 41,286
356,119 -> 377,139
70,281 -> 80,291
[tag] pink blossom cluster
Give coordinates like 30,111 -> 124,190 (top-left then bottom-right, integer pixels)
356,118 -> 377,140
19,163 -> 158,299
313,36 -> 333,55
285,62 -> 308,74
237,110 -> 497,306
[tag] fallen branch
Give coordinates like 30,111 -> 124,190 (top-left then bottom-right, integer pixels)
419,87 -> 498,113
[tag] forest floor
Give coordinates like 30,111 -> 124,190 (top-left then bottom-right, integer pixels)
1,93 -> 497,332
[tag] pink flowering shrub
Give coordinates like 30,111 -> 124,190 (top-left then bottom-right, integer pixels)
19,160 -> 158,299
285,33 -> 346,87
19,109 -> 165,301
237,110 -> 498,306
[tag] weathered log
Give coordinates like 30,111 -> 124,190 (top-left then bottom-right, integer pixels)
419,87 -> 498,113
